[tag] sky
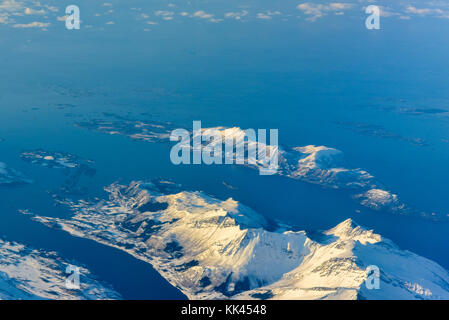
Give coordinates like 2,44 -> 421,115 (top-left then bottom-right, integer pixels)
1,0 -> 449,220
1,0 -> 449,32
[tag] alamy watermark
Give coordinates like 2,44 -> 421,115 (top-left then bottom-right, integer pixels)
365,5 -> 380,30
65,5 -> 80,30
61,5 -> 381,31
365,265 -> 380,290
170,121 -> 279,175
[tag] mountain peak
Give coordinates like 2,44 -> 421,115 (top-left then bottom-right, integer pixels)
324,218 -> 381,245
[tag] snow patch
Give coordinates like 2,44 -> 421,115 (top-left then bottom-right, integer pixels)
0,239 -> 121,300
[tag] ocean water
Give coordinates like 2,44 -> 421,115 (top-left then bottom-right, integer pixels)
1,1 -> 449,299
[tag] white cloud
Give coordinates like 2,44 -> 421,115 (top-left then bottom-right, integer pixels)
191,10 -> 221,22
0,0 -> 22,12
257,13 -> 271,20
155,10 -> 174,17
154,10 -> 175,21
44,5 -> 58,13
297,2 -> 353,21
375,6 -> 399,18
0,1 -> 59,26
0,0 -> 23,24
407,6 -> 442,15
257,10 -> 281,20
406,5 -> 449,19
24,7 -> 46,15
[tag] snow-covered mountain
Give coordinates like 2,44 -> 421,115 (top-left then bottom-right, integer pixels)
285,145 -> 374,189
27,181 -> 449,300
0,239 -> 121,300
